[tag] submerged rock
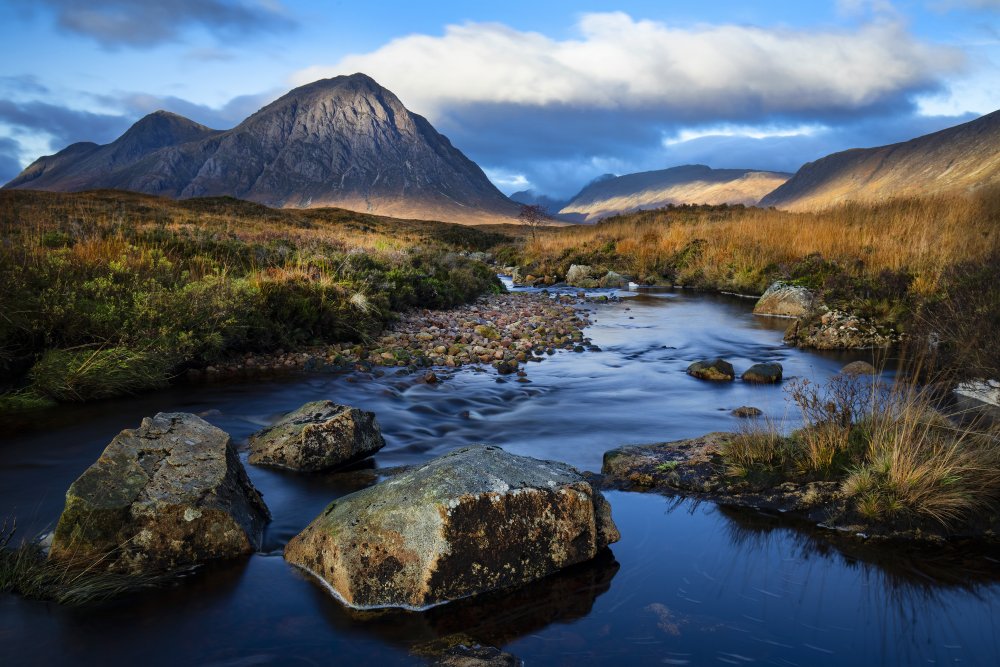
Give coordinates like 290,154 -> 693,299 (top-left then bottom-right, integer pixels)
433,646 -> 522,667
753,281 -> 816,318
50,412 -> 269,573
687,358 -> 735,381
248,400 -> 386,472
741,362 -> 783,384
284,445 -> 620,610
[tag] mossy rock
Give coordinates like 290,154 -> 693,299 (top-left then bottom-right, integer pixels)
687,358 -> 735,381
50,413 -> 269,574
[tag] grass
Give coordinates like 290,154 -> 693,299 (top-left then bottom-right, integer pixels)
0,519 -> 183,605
718,371 -> 1000,528
0,190 -> 512,410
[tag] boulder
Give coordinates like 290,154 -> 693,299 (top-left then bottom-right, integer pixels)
741,362 -> 783,384
248,400 -> 385,472
50,413 -> 269,573
753,282 -> 815,318
686,358 -> 735,381
565,264 -> 598,288
840,360 -> 876,376
598,271 -> 627,288
784,310 -> 897,350
731,406 -> 763,418
284,445 -> 620,610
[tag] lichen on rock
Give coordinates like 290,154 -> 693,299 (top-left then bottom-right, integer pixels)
50,412 -> 269,573
248,400 -> 385,471
284,445 -> 619,610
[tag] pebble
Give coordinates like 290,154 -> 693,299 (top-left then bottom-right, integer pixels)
204,292 -> 593,380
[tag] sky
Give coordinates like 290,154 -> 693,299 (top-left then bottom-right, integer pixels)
0,0 -> 997,198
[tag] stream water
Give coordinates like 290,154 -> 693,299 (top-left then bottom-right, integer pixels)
2,285 -> 998,666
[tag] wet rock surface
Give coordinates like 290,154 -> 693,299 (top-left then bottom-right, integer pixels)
284,445 -> 620,610
741,362 -> 783,384
753,282 -> 816,318
731,406 -> 763,418
248,400 -> 386,471
50,412 -> 269,573
687,358 -> 735,381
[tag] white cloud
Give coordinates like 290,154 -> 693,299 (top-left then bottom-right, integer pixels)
293,12 -> 962,121
662,123 -> 826,146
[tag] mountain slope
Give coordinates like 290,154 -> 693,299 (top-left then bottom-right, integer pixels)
761,110 -> 1000,210
4,74 -> 520,225
559,165 -> 791,223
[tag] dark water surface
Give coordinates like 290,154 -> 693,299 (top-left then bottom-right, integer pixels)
2,287 -> 998,666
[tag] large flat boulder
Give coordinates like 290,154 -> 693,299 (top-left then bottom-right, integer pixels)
284,445 -> 620,610
687,358 -> 735,381
753,282 -> 815,318
50,413 -> 269,573
248,400 -> 386,471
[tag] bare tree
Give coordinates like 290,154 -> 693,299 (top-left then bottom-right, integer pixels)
517,204 -> 547,241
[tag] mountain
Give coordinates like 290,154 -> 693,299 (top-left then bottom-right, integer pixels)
558,165 -> 792,223
4,74 -> 520,225
761,110 -> 1000,211
509,189 -> 570,213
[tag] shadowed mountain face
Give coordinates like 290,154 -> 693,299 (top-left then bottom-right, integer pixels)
558,165 -> 791,223
761,110 -> 1000,211
4,74 -> 520,225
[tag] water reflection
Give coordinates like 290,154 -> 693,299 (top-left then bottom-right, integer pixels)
300,549 -> 619,652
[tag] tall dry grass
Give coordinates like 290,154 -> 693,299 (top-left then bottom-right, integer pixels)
524,190 -> 1000,294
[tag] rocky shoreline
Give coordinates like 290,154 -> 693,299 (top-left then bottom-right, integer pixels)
187,291 -> 597,382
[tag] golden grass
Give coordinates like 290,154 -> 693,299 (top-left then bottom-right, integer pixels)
524,189 -> 1000,293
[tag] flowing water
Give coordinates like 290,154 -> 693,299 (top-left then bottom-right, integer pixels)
2,285 -> 998,666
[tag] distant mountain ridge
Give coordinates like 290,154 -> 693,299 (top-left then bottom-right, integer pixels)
558,165 -> 791,223
761,110 -> 1000,210
4,74 -> 520,225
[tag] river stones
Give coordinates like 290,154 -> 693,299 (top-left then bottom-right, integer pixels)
49,412 -> 269,573
741,362 -> 783,384
284,444 -> 620,610
248,400 -> 386,472
687,358 -> 735,381
840,360 -> 877,376
753,281 -> 816,318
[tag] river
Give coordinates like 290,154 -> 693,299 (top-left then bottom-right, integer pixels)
2,284 -> 998,666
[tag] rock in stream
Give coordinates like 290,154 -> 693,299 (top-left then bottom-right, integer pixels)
49,412 -> 269,573
284,445 -> 620,610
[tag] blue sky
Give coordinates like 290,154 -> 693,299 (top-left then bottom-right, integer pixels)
0,0 -> 997,197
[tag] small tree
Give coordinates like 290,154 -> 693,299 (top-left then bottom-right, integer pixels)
517,204 -> 547,241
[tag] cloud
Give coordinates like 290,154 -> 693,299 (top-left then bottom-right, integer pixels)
295,13 -> 962,121
25,0 -> 295,48
0,137 -> 24,184
0,100 -> 131,146
107,89 -> 282,129
293,12 -> 967,197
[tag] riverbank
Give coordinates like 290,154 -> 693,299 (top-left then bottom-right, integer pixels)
188,291 -> 595,381
0,190 -> 513,413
